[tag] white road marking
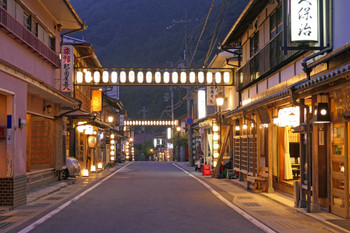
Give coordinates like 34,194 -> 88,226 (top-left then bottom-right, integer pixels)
18,162 -> 133,233
173,163 -> 276,233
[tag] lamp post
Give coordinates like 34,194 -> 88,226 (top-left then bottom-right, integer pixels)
214,93 -> 224,177
176,126 -> 181,161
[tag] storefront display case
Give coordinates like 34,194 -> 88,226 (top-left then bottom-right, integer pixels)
331,123 -> 349,218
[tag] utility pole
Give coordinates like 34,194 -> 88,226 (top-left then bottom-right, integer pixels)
184,10 -> 193,167
168,9 -> 193,166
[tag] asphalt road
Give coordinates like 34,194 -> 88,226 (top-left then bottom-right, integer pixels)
19,162 -> 265,233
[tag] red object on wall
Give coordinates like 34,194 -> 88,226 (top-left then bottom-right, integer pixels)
0,127 -> 6,139
202,165 -> 211,176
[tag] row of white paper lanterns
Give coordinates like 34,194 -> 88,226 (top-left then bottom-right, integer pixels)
124,120 -> 178,126
76,71 -> 231,84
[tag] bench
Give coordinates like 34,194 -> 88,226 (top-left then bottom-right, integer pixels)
246,167 -> 268,192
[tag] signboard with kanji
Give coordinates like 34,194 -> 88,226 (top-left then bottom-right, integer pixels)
207,86 -> 217,106
92,90 -> 102,112
291,0 -> 318,42
60,45 -> 73,92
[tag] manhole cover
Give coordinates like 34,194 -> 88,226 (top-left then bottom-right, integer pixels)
12,211 -> 33,216
0,222 -> 14,229
46,196 -> 63,200
242,202 -> 261,207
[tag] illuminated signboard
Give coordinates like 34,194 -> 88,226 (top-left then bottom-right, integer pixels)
91,90 -> 102,112
198,89 -> 206,119
291,0 -> 318,42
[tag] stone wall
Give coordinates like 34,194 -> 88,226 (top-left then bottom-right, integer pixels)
0,175 -> 26,208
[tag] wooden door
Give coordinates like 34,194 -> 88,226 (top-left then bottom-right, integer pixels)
28,115 -> 54,170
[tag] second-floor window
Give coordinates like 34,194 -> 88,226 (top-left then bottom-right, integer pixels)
32,20 -> 38,37
270,5 -> 282,39
250,31 -> 259,57
23,11 -> 31,31
49,34 -> 55,51
0,0 -> 7,10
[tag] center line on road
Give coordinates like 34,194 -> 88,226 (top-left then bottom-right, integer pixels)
18,162 -> 133,233
172,163 -> 276,233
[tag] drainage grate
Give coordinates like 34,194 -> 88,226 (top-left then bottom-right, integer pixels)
12,211 -> 33,217
254,210 -> 277,216
0,216 -> 12,221
59,192 -> 70,195
242,202 -> 261,207
276,220 -> 303,229
0,222 -> 14,230
20,203 -> 50,209
46,196 -> 63,201
236,196 -> 253,200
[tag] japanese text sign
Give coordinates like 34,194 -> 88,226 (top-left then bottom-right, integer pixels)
92,90 -> 102,112
291,0 -> 318,42
60,45 -> 73,92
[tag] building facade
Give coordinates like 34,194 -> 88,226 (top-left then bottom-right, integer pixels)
195,0 -> 350,218
0,0 -> 84,207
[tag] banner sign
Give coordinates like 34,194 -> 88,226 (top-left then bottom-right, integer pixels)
207,86 -> 217,106
291,0 -> 318,42
92,90 -> 102,112
60,45 -> 73,92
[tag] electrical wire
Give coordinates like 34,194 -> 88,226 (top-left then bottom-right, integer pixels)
204,0 -> 230,67
203,0 -> 228,67
188,0 -> 215,68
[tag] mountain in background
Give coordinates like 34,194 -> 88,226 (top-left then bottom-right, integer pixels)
69,0 -> 248,120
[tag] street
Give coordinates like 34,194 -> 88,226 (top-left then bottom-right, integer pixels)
13,162 -> 265,233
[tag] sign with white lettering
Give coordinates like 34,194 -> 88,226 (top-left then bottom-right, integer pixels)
60,45 -> 73,92
198,89 -> 206,119
291,0 -> 318,42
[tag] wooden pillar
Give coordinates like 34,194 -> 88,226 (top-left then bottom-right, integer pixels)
311,121 -> 320,212
268,109 -> 275,193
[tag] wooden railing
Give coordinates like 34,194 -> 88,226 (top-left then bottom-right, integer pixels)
235,32 -> 298,91
0,7 -> 60,68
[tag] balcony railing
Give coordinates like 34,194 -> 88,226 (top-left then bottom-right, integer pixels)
235,32 -> 299,91
0,7 -> 60,68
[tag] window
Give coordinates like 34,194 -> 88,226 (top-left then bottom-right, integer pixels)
23,11 -> 31,31
0,0 -> 6,10
250,31 -> 259,57
32,20 -> 38,37
49,34 -> 55,51
270,5 -> 282,39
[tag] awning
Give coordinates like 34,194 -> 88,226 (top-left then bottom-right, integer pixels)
192,112 -> 219,128
40,0 -> 84,31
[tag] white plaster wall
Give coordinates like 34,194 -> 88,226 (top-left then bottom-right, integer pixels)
268,72 -> 279,88
280,64 -> 295,82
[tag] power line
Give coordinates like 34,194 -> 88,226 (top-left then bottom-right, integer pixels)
205,0 -> 230,66
188,0 -> 215,68
203,0 -> 228,67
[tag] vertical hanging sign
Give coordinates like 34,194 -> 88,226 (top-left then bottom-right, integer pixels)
290,0 -> 319,42
207,86 -> 217,106
92,90 -> 102,112
61,45 -> 73,92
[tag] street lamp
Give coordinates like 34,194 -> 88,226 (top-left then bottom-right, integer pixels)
176,126 -> 181,161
